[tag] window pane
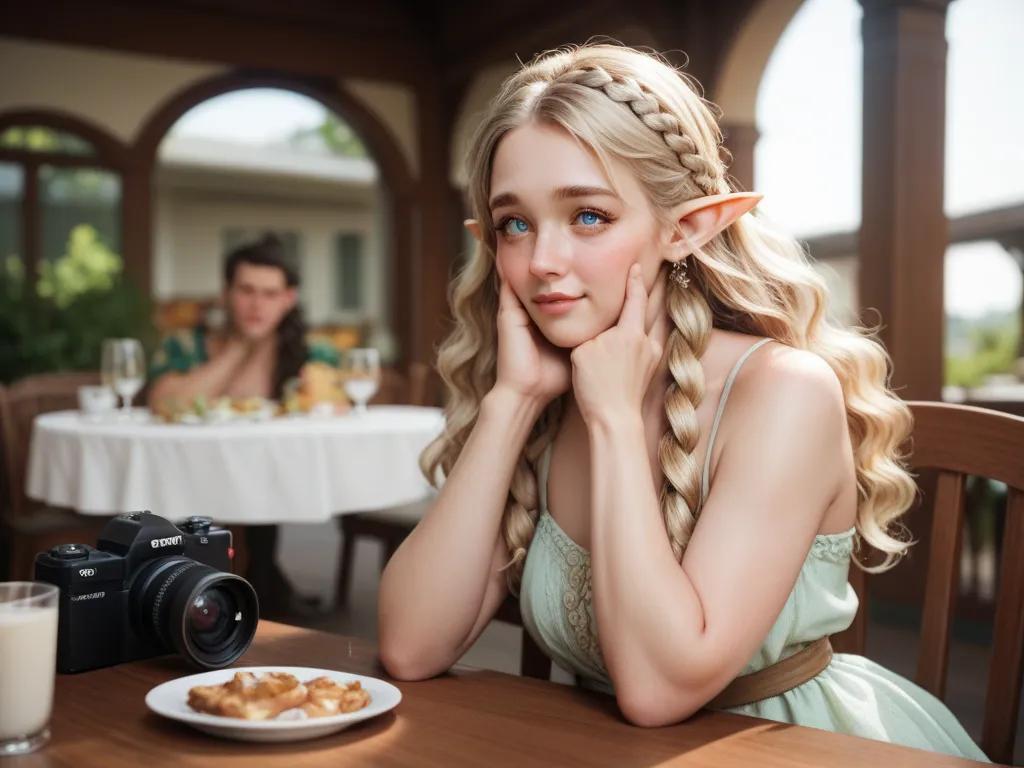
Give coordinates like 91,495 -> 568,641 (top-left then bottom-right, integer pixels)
0,162 -> 23,265
39,165 -> 121,263
0,126 -> 95,156
335,233 -> 363,311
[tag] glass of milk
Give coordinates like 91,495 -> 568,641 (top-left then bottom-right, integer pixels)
0,582 -> 59,756
341,348 -> 381,415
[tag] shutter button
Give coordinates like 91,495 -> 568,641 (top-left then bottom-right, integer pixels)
51,544 -> 89,560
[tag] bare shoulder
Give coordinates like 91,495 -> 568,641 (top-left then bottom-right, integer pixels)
731,342 -> 846,434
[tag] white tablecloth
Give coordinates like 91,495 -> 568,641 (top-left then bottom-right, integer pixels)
26,406 -> 445,524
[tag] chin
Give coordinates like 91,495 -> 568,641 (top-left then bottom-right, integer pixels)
535,321 -> 606,349
240,326 -> 272,341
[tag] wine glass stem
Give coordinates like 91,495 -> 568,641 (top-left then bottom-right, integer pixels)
123,395 -> 132,414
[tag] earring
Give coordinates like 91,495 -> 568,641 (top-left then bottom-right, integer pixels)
669,260 -> 690,288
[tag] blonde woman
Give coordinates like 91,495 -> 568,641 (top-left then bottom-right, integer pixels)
377,44 -> 987,760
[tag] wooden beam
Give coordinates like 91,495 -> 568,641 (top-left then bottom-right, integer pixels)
720,122 -> 758,192
804,202 -> 1024,262
0,0 -> 429,84
442,1 -> 631,83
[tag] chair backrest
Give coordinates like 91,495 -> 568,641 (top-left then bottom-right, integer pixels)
366,363 -> 436,408
368,367 -> 407,406
846,401 -> 1024,764
406,362 -> 433,407
0,371 -> 99,519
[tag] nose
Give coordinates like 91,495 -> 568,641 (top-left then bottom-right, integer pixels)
528,229 -> 571,280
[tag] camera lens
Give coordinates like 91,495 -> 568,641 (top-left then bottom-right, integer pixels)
185,585 -> 240,654
132,558 -> 258,669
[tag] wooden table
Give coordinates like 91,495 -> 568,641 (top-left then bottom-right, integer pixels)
11,622 -> 992,767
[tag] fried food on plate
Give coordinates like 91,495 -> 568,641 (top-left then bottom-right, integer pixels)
301,676 -> 372,718
187,671 -> 371,720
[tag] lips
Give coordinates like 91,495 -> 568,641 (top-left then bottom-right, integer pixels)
533,293 -> 582,315
534,292 -> 581,304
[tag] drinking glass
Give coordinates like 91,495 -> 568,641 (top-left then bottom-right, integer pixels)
0,582 -> 59,756
102,339 -> 146,418
341,348 -> 381,415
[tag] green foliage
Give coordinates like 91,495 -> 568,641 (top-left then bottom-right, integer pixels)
945,318 -> 1020,388
0,225 -> 156,384
0,125 -> 93,155
288,113 -> 367,158
37,225 -> 121,307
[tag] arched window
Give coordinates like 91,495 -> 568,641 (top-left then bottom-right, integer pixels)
0,117 -> 125,276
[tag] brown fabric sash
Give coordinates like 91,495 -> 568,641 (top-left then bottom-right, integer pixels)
706,636 -> 833,710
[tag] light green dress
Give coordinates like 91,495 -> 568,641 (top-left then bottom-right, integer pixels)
520,339 -> 989,762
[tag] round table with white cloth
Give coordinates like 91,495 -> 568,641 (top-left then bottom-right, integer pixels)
26,406 -> 445,525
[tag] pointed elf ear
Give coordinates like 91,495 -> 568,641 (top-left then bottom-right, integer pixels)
668,191 -> 763,256
464,219 -> 482,242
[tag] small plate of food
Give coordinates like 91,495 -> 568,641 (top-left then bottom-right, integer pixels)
145,667 -> 401,742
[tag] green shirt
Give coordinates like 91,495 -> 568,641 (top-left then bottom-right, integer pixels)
148,326 -> 340,381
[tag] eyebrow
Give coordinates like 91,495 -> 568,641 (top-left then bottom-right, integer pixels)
489,185 -> 619,211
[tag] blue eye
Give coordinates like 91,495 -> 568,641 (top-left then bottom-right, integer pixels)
502,217 -> 529,236
577,211 -> 604,226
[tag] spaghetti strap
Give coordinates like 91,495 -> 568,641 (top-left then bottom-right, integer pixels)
539,441 -> 553,514
700,338 -> 773,508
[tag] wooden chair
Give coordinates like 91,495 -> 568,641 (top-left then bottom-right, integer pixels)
0,372 -> 111,581
495,593 -> 553,680
839,401 -> 1024,765
335,362 -> 435,608
335,364 -> 551,680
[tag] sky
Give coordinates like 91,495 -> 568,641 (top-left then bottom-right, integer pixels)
168,0 -> 1024,320
756,0 -> 1024,318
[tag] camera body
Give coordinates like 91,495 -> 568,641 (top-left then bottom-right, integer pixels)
34,510 -> 256,674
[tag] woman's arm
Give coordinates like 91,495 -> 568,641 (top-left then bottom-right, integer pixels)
147,337 -> 252,407
377,386 -> 547,681
587,353 -> 849,726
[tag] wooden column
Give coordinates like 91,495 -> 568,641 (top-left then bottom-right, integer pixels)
120,165 -> 151,293
412,76 -> 458,366
854,0 -> 952,625
22,159 -> 40,277
998,237 -> 1024,357
858,0 -> 951,402
720,122 -> 759,192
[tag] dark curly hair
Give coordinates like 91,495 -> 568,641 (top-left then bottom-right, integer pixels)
222,235 -> 308,398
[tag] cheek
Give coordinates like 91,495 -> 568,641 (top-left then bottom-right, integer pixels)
495,249 -> 531,297
576,230 -> 650,305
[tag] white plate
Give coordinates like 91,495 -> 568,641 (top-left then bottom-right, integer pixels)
145,666 -> 402,742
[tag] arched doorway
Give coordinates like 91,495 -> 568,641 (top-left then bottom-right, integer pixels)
132,72 -> 415,366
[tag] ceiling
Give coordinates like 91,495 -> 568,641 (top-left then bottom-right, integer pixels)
0,0 -> 759,89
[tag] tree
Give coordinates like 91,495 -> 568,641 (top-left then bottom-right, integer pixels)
287,112 -> 367,158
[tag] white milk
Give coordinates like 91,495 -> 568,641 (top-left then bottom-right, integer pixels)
0,606 -> 58,740
343,377 -> 379,404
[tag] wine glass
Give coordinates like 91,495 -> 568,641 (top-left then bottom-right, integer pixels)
102,339 -> 146,419
341,348 -> 381,415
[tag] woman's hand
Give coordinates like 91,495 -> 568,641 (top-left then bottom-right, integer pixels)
571,263 -> 663,427
493,264 -> 572,407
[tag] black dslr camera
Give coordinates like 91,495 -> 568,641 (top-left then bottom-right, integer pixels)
34,511 -> 259,674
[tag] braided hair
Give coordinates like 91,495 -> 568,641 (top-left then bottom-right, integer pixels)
420,44 -> 916,594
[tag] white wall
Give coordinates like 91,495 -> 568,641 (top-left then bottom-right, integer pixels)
0,37 -> 421,181
0,36 -> 224,143
344,78 -> 418,180
155,187 -> 383,326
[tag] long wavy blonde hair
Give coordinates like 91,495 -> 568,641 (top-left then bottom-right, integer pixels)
421,43 -> 915,592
